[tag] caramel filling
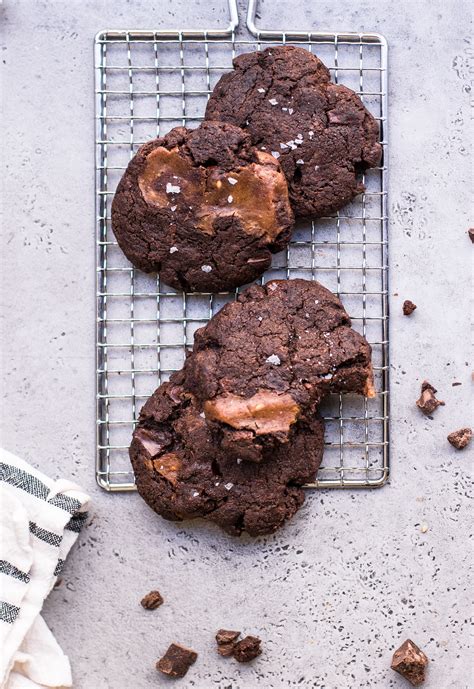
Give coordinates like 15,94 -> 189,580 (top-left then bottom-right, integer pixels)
204,390 -> 300,435
150,452 -> 181,485
138,147 -> 288,242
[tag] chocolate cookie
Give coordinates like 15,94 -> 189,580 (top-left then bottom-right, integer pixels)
205,46 -> 382,218
130,375 -> 325,537
111,121 -> 294,291
182,279 -> 374,460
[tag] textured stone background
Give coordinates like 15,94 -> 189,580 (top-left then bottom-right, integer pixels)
1,0 -> 472,687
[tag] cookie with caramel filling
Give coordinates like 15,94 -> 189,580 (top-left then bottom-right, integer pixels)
111,121 -> 294,291
130,375 -> 324,537
183,279 -> 375,460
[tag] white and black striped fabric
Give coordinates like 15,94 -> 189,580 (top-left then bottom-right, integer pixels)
0,449 -> 90,688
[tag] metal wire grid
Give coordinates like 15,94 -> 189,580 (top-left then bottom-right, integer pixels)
95,9 -> 389,492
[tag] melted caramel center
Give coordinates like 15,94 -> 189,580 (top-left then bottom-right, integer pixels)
138,147 -> 288,242
204,390 -> 300,435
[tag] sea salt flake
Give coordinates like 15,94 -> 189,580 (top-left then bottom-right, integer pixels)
257,87 -> 265,93
268,98 -> 278,105
228,195 -> 233,203
192,491 -> 200,497
215,482 -> 220,487
296,159 -> 304,165
224,482 -> 234,491
322,373 -> 332,380
166,183 -> 180,194
314,299 -> 319,304
257,316 -> 263,321
282,107 -> 288,112
268,283 -> 278,291
236,458 -> 243,464
271,151 -> 280,159
201,264 -> 212,273
170,205 -> 177,212
288,108 -> 294,115
314,165 -> 320,171
228,177 -> 238,185
169,246 -> 178,254
280,143 -> 288,149
296,133 -> 303,139
266,354 -> 281,365
308,130 -> 314,138
261,146 -> 267,150
199,412 -> 205,418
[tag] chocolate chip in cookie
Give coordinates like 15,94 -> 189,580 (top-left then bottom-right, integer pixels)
206,46 -> 381,218
112,121 -> 293,292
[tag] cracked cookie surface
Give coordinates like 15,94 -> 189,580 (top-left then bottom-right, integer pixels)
205,46 -> 382,218
130,375 -> 324,537
111,121 -> 294,291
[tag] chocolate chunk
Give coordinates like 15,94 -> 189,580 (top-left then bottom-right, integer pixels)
391,639 -> 428,686
403,300 -> 417,316
216,629 -> 241,645
447,427 -> 472,450
156,643 -> 197,678
216,629 -> 241,657
233,635 -> 262,663
140,590 -> 164,610
468,228 -> 474,243
416,381 -> 445,415
218,643 -> 236,657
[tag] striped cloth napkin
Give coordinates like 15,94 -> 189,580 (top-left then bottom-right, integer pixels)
0,449 -> 91,689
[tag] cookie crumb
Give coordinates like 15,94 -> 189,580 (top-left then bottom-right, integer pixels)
156,643 -> 197,678
233,635 -> 262,663
391,639 -> 428,686
447,427 -> 472,450
468,228 -> 474,243
416,381 -> 445,415
141,590 -> 164,610
216,629 -> 241,657
403,300 -> 417,316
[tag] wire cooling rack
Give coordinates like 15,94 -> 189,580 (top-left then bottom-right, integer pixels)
95,0 -> 389,492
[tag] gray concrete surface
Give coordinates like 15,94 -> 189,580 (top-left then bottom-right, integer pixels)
1,1 -> 473,687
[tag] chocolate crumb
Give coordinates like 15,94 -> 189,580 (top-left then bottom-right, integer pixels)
391,638 -> 428,686
216,629 -> 240,645
233,635 -> 262,663
447,427 -> 472,450
140,590 -> 164,610
54,578 -> 63,589
468,228 -> 474,243
416,381 -> 445,415
403,300 -> 417,316
156,643 -> 197,678
218,643 -> 236,657
452,382 -> 462,386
